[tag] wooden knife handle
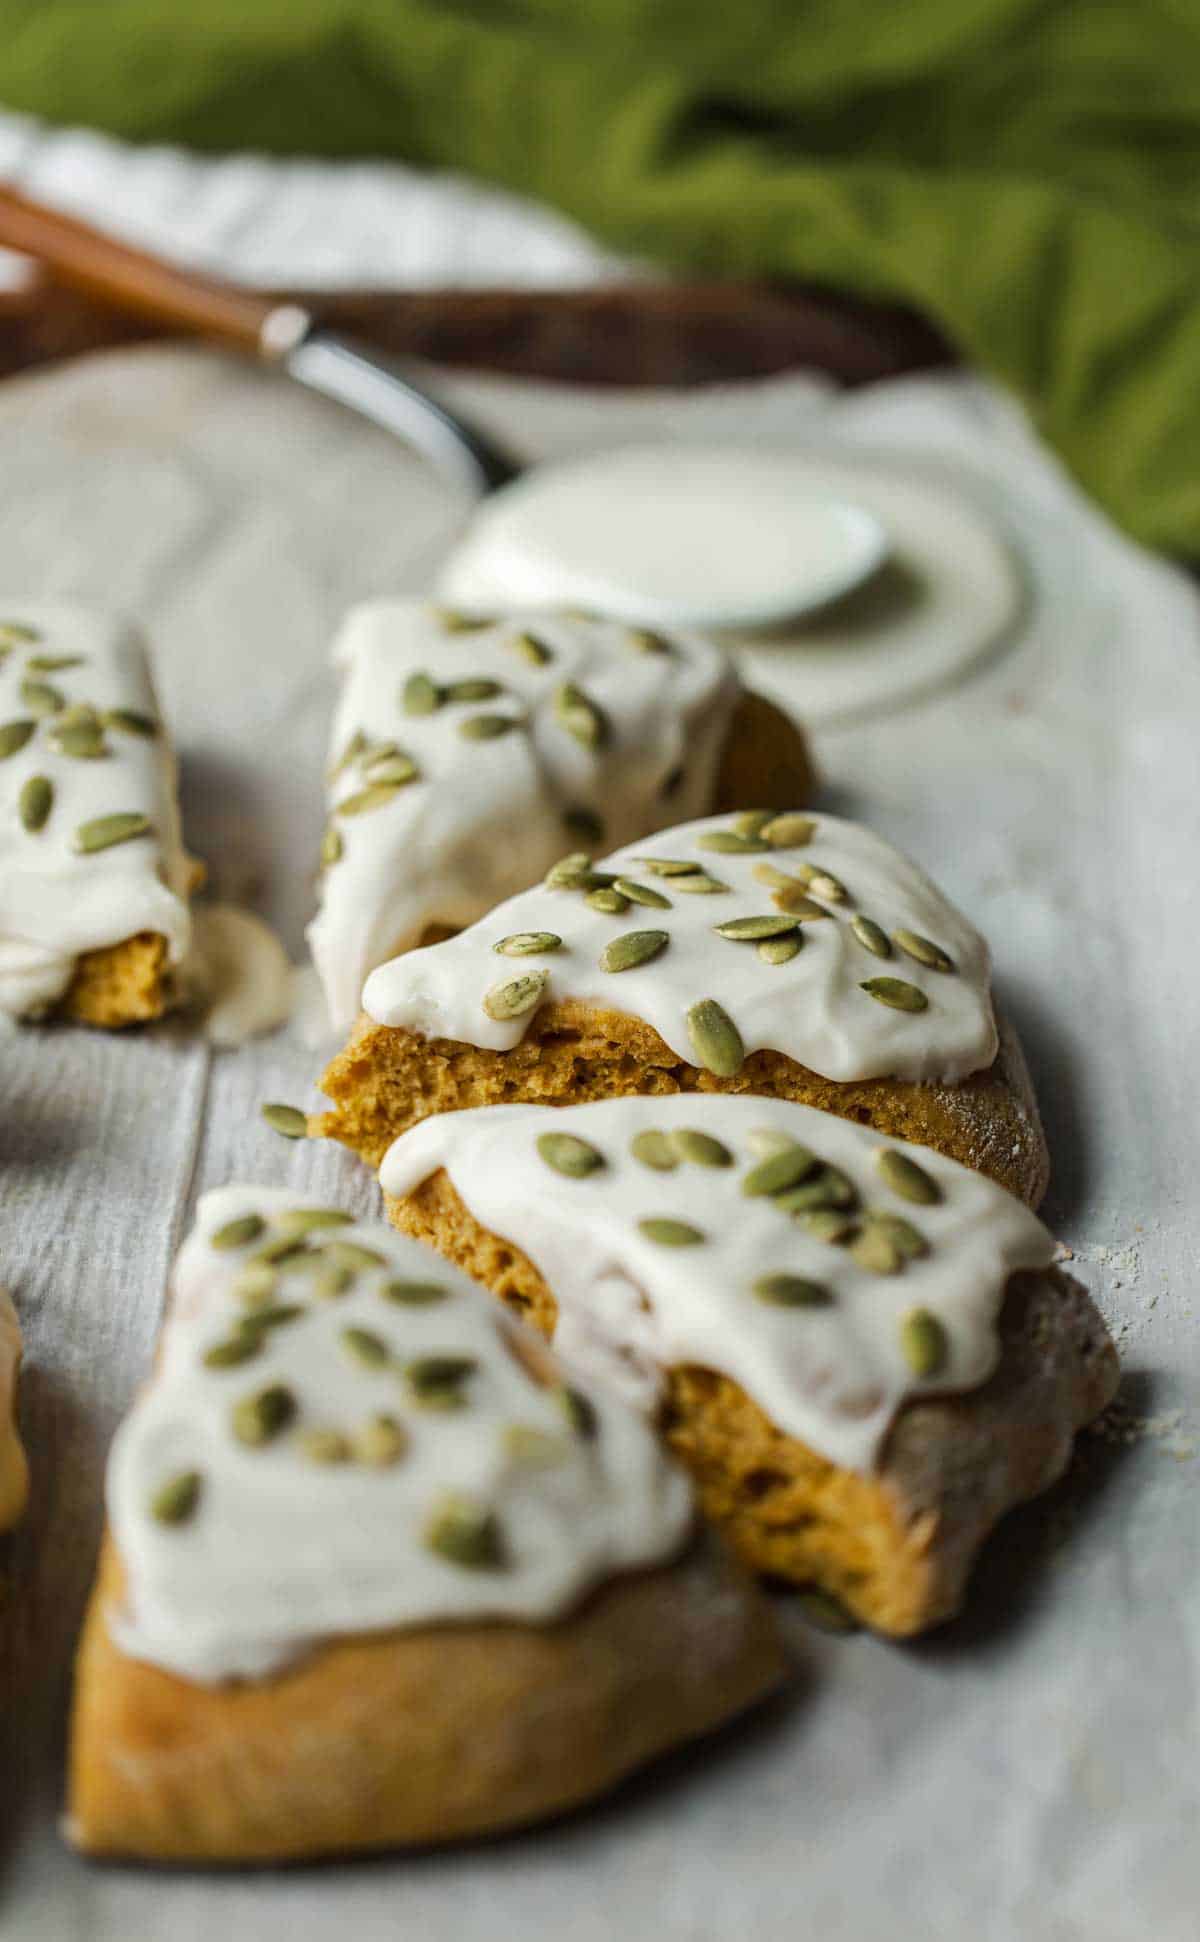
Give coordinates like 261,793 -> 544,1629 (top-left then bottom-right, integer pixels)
0,184 -> 303,356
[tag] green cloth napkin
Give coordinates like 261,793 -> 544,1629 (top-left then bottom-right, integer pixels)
4,0 -> 1200,554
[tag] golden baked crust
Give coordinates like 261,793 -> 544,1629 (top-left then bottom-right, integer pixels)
714,689 -> 815,811
388,1169 -> 1118,1636
319,1002 -> 1049,1208
68,1531 -> 784,1864
61,932 -> 172,1029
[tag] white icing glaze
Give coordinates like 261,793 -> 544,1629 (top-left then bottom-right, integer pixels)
183,905 -> 294,1046
107,1186 -> 692,1685
0,1285 -> 28,1532
0,604 -> 191,1016
362,811 -> 999,1086
380,1096 -> 1056,1474
306,601 -> 741,1030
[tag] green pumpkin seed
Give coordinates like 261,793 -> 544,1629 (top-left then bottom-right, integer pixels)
544,850 -> 593,889
405,1356 -> 477,1406
758,935 -> 802,965
876,1148 -> 942,1204
0,621 -> 39,646
796,1587 -> 860,1634
776,1165 -> 857,1214
313,1264 -> 355,1301
850,1227 -> 903,1275
669,1128 -> 733,1168
275,1207 -> 356,1237
733,809 -> 774,839
246,1303 -> 306,1333
600,928 -> 669,973
536,1131 -> 606,1178
861,1210 -> 929,1259
670,871 -> 729,895
511,630 -> 553,665
563,805 -> 605,843
261,1101 -> 308,1140
232,1265 -> 279,1309
697,829 -> 769,854
231,1383 -> 297,1446
341,1325 -> 390,1369
638,1217 -> 705,1247
801,1208 -> 858,1244
851,915 -> 892,959
0,719 -> 35,760
331,728 -> 367,777
73,811 -> 153,854
434,608 -> 491,633
714,914 -> 800,942
324,1240 -> 388,1272
380,1277 -> 448,1306
612,876 -> 670,909
19,678 -> 64,717
634,856 -> 705,877
553,682 -> 607,749
626,626 -> 672,654
860,977 -> 929,1014
102,707 -> 158,738
425,1493 -> 504,1568
459,712 -> 518,740
301,1428 -> 353,1464
893,929 -> 955,973
446,676 -> 503,703
742,1144 -> 817,1197
338,781 -> 408,815
355,1413 -> 408,1466
482,968 -> 549,1020
363,754 -> 419,788
772,884 -> 831,918
321,824 -> 343,866
149,1469 -> 203,1525
503,1424 -> 571,1468
203,1331 -> 263,1369
753,862 -> 798,890
752,1273 -> 833,1307
493,930 -> 563,957
26,652 -> 83,672
250,1233 -> 311,1268
211,1213 -> 266,1251
18,775 -> 53,832
762,813 -> 816,849
586,886 -> 630,914
630,1128 -> 678,1171
746,1128 -> 800,1158
686,997 -> 744,1075
49,721 -> 108,759
808,870 -> 848,903
557,1386 -> 598,1438
900,1308 -> 948,1378
402,671 -> 442,715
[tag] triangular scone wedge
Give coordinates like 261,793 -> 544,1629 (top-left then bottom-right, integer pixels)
318,809 -> 1049,1206
307,602 -> 813,1030
0,1287 -> 28,1533
0,604 -> 197,1027
67,1189 -> 783,1865
379,1097 -> 1117,1636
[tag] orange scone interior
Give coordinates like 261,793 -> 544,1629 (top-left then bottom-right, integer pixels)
380,1097 -> 1116,1635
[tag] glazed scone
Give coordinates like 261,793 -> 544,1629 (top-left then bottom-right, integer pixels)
319,809 -> 1049,1205
0,1287 -> 28,1533
380,1097 -> 1118,1635
68,1188 -> 783,1864
307,602 -> 813,1029
0,606 -> 194,1025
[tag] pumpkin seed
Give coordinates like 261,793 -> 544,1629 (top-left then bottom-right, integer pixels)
746,1128 -> 800,1158
850,1227 -> 903,1275
250,1233 -> 311,1268
402,671 -> 442,715
638,1217 -> 705,1247
405,1356 -> 477,1406
482,968 -> 549,1020
777,1165 -> 857,1214
893,929 -> 955,973
211,1213 -> 266,1251
313,1264 -> 355,1301
380,1277 -> 448,1305
630,1128 -> 678,1171
796,1587 -> 860,1634
232,1382 -> 297,1446
612,876 -> 670,909
459,711 -> 518,740
634,856 -> 704,877
73,811 -> 152,853
49,721 -> 108,759
900,1308 -> 948,1378
324,1240 -> 388,1272
753,862 -> 798,890
860,977 -> 929,1013
494,930 -> 563,957
697,829 -> 769,854
331,728 -> 367,777
320,824 -> 343,866
557,1386 -> 598,1437
446,676 -> 503,703
714,914 -> 800,941
26,653 -> 83,672
670,871 -> 729,895
0,719 -> 35,759
554,682 -> 608,749
0,621 -> 39,645
563,805 -> 605,843
338,780 -> 408,815
801,1208 -> 858,1244
772,884 -> 831,918
669,1128 -> 733,1168
586,886 -> 630,914
758,935 -> 802,964
261,1101 -> 308,1140
809,870 -> 849,904
18,775 -> 52,832
752,1273 -> 833,1307
19,678 -> 63,717
877,1148 -> 942,1204
247,1304 -> 306,1333
762,813 -> 816,849
362,754 -> 419,787
203,1331 -> 263,1369
686,997 -> 745,1075
102,707 -> 158,738
434,608 -> 491,632
355,1413 -> 408,1466
232,1265 -> 279,1309
275,1207 -> 356,1237
425,1493 -> 504,1568
301,1428 -> 353,1464
600,928 -> 669,973
733,809 -> 774,839
149,1469 -> 202,1525
511,630 -> 553,665
742,1144 -> 817,1197
341,1325 -> 390,1369
544,850 -> 593,888
627,626 -> 672,654
861,1210 -> 929,1259
851,915 -> 892,959
536,1131 -> 606,1178
503,1424 -> 570,1468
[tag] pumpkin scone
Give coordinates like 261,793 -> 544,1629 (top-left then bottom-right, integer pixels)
307,601 -> 812,1029
318,809 -> 1049,1205
380,1096 -> 1118,1636
0,605 -> 196,1026
0,1287 -> 29,1534
67,1188 -> 783,1865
